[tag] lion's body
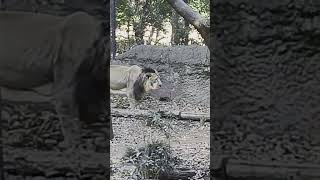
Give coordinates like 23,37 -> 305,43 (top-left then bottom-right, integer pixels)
0,12 -> 60,89
110,65 -> 141,90
0,11 -> 100,91
0,11 -> 110,153
110,64 -> 162,109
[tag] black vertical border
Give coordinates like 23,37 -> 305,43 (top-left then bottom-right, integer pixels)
105,0 -> 111,178
0,89 -> 3,180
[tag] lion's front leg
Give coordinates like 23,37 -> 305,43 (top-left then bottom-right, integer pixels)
127,93 -> 138,109
58,115 -> 81,150
54,93 -> 82,178
127,81 -> 139,109
54,96 -> 81,150
129,99 -> 137,109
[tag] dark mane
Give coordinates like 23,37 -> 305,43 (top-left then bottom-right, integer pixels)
142,67 -> 156,73
132,66 -> 157,100
133,72 -> 146,101
73,23 -> 107,124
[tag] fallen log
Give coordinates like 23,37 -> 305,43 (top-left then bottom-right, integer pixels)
165,167 -> 197,180
111,108 -> 210,121
223,159 -> 320,179
3,147 -> 107,177
143,168 -> 197,180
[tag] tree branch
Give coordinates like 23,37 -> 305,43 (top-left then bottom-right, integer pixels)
166,0 -> 209,46
112,108 -> 210,121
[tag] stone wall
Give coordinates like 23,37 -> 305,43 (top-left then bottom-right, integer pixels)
212,0 -> 320,179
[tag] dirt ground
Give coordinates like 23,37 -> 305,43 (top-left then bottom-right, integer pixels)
110,95 -> 210,180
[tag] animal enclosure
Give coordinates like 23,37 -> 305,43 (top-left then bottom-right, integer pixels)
110,45 -> 210,180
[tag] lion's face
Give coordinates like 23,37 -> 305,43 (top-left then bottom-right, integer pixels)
144,72 -> 162,92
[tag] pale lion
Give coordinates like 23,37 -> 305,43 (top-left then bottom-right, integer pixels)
0,10 -> 111,151
110,65 -> 162,109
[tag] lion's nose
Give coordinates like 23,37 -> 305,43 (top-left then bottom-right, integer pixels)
159,84 -> 162,87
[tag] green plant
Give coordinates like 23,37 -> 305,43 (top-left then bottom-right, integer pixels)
122,141 -> 181,179
115,0 -> 208,47
146,112 -> 174,139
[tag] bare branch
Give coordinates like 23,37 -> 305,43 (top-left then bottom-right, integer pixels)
166,0 -> 209,46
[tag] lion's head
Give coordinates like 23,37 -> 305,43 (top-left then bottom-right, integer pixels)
143,70 -> 162,92
133,67 -> 162,100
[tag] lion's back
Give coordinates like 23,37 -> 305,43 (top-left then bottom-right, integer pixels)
0,11 -> 65,88
0,11 -> 103,89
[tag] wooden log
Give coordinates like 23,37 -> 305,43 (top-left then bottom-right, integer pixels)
4,147 -> 107,177
161,167 -> 197,180
111,108 -> 210,121
225,159 -> 320,179
112,108 -> 150,117
143,168 -> 197,180
180,112 -> 210,121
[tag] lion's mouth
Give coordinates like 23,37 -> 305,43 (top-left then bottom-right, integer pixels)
152,85 -> 161,89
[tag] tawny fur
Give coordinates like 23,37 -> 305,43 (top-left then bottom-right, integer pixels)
110,65 -> 162,109
0,10 -> 109,150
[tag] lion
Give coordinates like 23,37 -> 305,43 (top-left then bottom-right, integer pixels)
110,65 -> 162,109
0,10 -> 111,153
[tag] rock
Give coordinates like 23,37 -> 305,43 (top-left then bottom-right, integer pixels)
44,139 -> 58,146
2,110 -> 10,120
12,121 -> 23,128
26,176 -> 46,180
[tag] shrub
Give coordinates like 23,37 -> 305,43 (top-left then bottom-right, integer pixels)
122,141 -> 181,179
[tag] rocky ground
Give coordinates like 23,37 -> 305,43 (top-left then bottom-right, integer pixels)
110,94 -> 210,180
111,45 -> 210,180
1,100 -> 108,179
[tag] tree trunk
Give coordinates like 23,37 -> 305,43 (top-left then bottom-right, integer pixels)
181,21 -> 190,45
171,10 -> 181,45
110,0 -> 116,60
166,0 -> 209,46
133,0 -> 150,45
127,19 -> 130,42
147,26 -> 155,45
155,29 -> 160,45
181,0 -> 190,45
133,23 -> 144,45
